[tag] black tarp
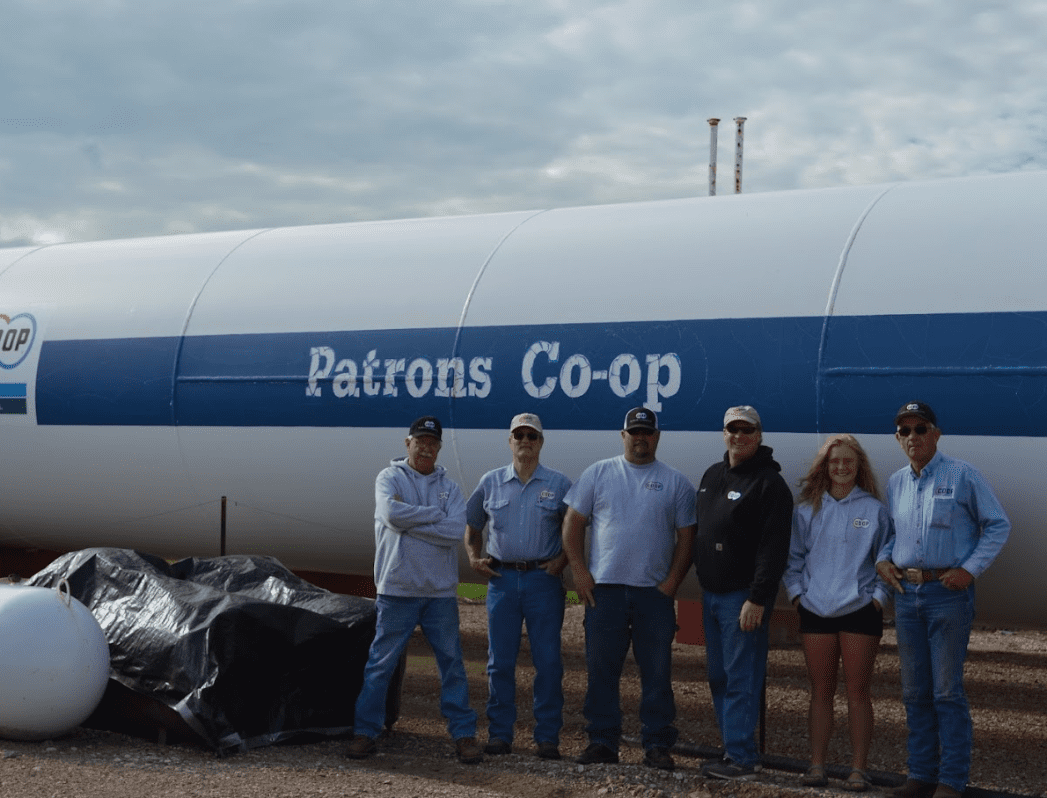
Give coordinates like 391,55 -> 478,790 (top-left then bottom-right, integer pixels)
29,548 -> 379,753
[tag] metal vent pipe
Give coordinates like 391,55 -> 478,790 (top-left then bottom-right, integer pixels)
734,117 -> 747,194
707,118 -> 720,196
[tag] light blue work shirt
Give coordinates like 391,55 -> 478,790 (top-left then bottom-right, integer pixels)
466,463 -> 572,562
564,456 -> 696,587
784,487 -> 894,618
882,450 -> 1010,578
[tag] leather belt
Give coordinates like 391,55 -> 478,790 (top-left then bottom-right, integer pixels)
903,568 -> 947,584
490,558 -> 546,572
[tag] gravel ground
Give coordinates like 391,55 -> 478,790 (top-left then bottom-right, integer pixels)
2,598 -> 1045,798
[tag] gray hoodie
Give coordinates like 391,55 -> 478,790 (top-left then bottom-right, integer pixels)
372,457 -> 467,597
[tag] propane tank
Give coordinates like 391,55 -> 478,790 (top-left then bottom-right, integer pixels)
0,579 -> 110,740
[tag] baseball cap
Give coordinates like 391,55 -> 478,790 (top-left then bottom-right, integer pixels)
408,416 -> 443,440
623,407 -> 658,431
510,413 -> 543,434
894,401 -> 937,427
724,405 -> 761,427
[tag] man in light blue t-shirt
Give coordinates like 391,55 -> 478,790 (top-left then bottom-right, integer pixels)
563,407 -> 696,772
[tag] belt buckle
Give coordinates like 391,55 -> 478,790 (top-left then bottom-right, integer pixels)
904,568 -> 924,584
513,561 -> 528,571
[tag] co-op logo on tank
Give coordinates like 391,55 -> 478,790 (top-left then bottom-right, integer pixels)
306,340 -> 682,410
0,312 -> 37,370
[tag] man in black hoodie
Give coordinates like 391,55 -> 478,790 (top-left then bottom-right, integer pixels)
693,405 -> 793,780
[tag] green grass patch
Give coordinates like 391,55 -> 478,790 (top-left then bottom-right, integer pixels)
456,583 -> 487,600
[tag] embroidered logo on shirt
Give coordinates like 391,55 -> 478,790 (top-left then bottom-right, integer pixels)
539,489 -> 556,500
727,491 -> 741,500
853,518 -> 870,528
934,487 -> 954,498
645,481 -> 664,491
439,491 -> 450,500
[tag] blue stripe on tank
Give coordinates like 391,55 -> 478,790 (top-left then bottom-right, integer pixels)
31,311 -> 1047,436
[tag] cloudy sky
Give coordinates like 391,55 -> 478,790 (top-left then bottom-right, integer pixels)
2,0 -> 1045,245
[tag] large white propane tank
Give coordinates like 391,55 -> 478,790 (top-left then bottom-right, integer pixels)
0,580 -> 111,740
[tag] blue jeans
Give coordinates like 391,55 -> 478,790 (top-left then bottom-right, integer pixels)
894,581 -> 975,792
583,584 -> 679,751
486,567 -> 566,744
703,589 -> 771,768
353,595 -> 476,740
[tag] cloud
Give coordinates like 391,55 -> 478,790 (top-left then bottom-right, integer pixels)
1,0 -> 1045,244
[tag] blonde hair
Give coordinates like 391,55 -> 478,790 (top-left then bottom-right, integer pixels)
797,433 -> 882,514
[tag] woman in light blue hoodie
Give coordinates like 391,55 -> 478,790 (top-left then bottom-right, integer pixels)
784,434 -> 894,793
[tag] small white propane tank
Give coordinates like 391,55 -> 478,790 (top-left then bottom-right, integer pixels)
0,579 -> 111,740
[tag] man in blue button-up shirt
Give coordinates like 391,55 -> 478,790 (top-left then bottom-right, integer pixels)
876,401 -> 1010,798
465,412 -> 572,761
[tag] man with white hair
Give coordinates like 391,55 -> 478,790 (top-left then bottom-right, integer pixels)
877,401 -> 1010,798
347,416 -> 481,765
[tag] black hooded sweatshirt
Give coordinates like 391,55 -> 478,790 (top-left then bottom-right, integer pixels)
692,445 -> 794,607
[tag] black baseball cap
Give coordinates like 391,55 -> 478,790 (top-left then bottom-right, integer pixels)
408,416 -> 443,440
894,401 -> 937,427
623,407 -> 658,431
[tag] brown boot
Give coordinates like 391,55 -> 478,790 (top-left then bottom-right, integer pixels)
346,735 -> 376,759
455,736 -> 483,764
892,779 -> 937,798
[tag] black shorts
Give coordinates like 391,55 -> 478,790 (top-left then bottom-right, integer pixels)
797,601 -> 883,637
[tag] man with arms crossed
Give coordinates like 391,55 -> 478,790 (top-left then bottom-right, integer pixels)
877,402 -> 1010,798
347,416 -> 482,765
465,412 -> 572,760
563,407 -> 696,771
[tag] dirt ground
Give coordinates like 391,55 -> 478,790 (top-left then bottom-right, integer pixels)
2,598 -> 1045,798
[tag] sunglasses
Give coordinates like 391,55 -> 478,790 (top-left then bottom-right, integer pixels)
512,430 -> 540,441
725,425 -> 757,435
897,424 -> 932,437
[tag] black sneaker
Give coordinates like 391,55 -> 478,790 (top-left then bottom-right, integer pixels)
576,743 -> 619,765
702,758 -> 758,780
536,741 -> 561,760
643,746 -> 675,771
484,737 -> 512,755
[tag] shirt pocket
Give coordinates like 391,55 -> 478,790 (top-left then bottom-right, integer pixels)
537,497 -> 562,516
486,498 -> 512,527
930,495 -> 955,529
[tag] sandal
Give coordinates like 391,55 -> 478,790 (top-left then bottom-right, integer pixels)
802,764 -> 828,787
843,768 -> 871,792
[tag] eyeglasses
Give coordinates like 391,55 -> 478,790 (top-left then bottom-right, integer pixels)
897,424 -> 932,437
626,428 -> 655,437
512,430 -> 540,441
724,425 -> 757,435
